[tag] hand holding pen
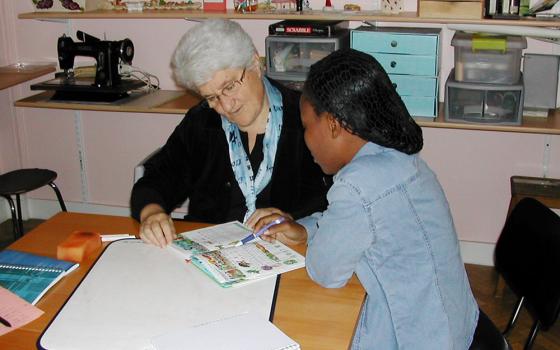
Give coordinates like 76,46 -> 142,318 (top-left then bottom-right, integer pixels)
250,214 -> 308,246
237,217 -> 287,246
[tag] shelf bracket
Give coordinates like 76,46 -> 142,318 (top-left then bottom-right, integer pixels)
542,134 -> 552,178
73,110 -> 90,202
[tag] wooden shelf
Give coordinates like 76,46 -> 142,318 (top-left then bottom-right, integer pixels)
15,91 -> 560,134
0,63 -> 56,90
18,9 -> 560,27
416,105 -> 560,134
15,90 -> 201,115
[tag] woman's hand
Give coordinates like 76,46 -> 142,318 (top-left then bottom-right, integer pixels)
249,209 -> 307,246
139,204 -> 176,248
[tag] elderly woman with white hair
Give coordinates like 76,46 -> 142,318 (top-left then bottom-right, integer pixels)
130,19 -> 330,247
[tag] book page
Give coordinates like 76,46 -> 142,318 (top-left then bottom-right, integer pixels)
151,312 -> 299,350
192,239 -> 305,287
0,287 -> 44,336
171,221 -> 252,259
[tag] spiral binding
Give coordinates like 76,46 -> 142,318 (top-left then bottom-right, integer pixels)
0,263 -> 63,273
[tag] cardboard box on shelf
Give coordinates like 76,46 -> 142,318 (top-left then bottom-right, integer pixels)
419,0 -> 483,19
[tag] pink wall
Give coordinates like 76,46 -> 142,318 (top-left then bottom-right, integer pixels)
1,0 -> 559,244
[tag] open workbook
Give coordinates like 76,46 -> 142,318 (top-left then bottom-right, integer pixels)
0,250 -> 78,305
171,221 -> 305,288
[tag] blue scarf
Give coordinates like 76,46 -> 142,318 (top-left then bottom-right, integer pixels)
221,77 -> 283,223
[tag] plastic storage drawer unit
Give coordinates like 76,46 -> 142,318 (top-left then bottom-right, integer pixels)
265,30 -> 350,83
445,70 -> 524,125
452,32 -> 526,85
351,26 -> 441,119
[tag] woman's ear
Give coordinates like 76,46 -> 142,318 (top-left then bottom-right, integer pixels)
252,54 -> 263,78
327,114 -> 342,138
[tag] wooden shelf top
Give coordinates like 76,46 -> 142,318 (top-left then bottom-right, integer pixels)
18,9 -> 560,27
416,108 -> 560,135
15,90 -> 201,115
15,91 -> 560,134
0,64 -> 56,90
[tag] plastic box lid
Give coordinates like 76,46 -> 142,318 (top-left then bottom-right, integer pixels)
451,32 -> 527,51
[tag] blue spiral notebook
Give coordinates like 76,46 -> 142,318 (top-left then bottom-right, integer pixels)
0,250 -> 78,305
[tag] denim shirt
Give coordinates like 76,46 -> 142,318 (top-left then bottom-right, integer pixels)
299,142 -> 479,350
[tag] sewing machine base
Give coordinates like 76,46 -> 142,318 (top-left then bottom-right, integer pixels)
31,77 -> 146,103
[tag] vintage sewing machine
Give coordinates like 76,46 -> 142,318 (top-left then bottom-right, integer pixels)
31,31 -> 146,102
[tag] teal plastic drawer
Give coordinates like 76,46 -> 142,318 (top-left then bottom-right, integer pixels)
368,52 -> 437,76
352,31 -> 439,56
401,96 -> 438,118
389,75 -> 437,97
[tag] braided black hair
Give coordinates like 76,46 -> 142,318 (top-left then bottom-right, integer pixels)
302,48 -> 423,155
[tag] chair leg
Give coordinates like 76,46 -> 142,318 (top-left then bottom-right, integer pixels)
503,296 -> 525,337
524,320 -> 541,350
48,182 -> 67,212
2,195 -> 20,240
15,194 -> 24,237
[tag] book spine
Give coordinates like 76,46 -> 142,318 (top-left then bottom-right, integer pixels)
485,0 -> 497,16
0,263 -> 64,273
510,0 -> 520,13
502,0 -> 510,14
496,0 -> 503,14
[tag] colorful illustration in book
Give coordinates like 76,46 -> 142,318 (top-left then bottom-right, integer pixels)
173,238 -> 207,256
238,260 -> 251,267
255,243 -> 280,262
202,252 -> 245,280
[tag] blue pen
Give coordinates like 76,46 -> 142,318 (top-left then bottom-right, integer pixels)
237,217 -> 286,246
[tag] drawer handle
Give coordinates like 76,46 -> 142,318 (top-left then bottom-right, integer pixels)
392,83 -> 397,89
391,40 -> 398,48
390,61 -> 397,68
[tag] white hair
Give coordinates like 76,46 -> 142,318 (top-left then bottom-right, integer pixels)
171,19 -> 257,92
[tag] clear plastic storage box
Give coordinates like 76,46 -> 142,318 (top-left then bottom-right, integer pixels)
451,32 -> 526,85
445,70 -> 524,125
265,30 -> 350,83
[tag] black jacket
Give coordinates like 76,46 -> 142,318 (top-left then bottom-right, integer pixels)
130,80 -> 330,223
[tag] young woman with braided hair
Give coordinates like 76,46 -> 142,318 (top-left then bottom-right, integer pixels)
255,48 -> 480,349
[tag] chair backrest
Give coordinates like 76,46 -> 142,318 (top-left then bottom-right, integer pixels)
133,148 -> 190,217
494,197 -> 560,330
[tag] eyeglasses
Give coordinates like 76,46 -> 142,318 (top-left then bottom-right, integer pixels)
205,68 -> 246,107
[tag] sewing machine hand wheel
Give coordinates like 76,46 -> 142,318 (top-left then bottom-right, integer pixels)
118,39 -> 134,65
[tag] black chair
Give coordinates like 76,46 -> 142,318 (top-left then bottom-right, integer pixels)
0,168 -> 67,239
494,197 -> 560,350
495,176 -> 560,298
469,308 -> 512,350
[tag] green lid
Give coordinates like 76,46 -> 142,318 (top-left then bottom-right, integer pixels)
451,32 -> 527,52
472,34 -> 507,53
